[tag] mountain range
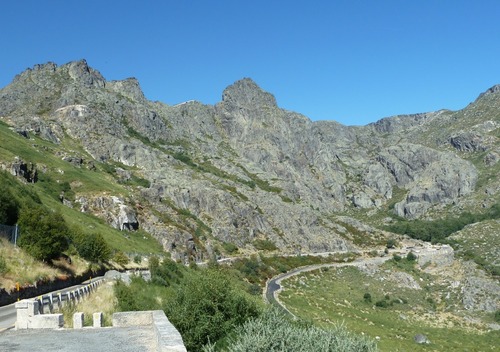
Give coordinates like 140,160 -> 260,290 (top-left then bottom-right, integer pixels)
0,59 -> 498,262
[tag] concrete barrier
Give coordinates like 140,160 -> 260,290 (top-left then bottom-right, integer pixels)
14,279 -> 104,330
112,311 -> 187,352
15,299 -> 63,329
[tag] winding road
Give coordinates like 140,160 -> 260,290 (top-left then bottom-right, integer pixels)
265,252 -> 409,317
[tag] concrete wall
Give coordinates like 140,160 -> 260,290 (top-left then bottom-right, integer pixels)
112,311 -> 187,352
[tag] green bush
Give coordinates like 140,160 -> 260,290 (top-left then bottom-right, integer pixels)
222,242 -> 239,254
72,228 -> 111,262
205,307 -> 377,352
386,238 -> 397,249
0,185 -> 19,225
150,258 -> 184,286
363,292 -> 372,303
253,239 -> 277,251
406,251 -> 418,262
494,310 -> 500,323
113,251 -> 129,266
386,204 -> 500,243
165,268 -> 260,351
18,205 -> 70,261
375,300 -> 390,308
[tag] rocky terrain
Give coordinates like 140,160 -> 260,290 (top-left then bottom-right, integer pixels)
0,60 -> 498,264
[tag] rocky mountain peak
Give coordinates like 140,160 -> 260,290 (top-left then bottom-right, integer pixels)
64,59 -> 106,88
107,77 -> 145,102
221,78 -> 277,110
475,84 -> 500,102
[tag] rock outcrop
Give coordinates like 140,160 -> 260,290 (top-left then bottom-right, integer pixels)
0,60 -> 498,256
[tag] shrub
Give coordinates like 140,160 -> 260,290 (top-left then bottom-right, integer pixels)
72,228 -> 111,262
0,185 -> 19,225
406,251 -> 418,262
222,242 -> 239,254
18,205 -> 70,261
375,300 -> 390,308
165,268 -> 260,351
207,307 -> 377,352
253,239 -> 277,251
495,310 -> 500,323
386,238 -> 397,249
113,251 -> 129,266
363,292 -> 372,303
393,254 -> 402,262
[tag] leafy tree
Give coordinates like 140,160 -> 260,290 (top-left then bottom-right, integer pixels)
18,205 -> 70,261
165,269 -> 260,351
0,185 -> 19,225
72,228 -> 111,262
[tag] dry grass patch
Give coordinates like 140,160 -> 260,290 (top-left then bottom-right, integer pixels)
59,281 -> 117,327
0,239 -> 60,290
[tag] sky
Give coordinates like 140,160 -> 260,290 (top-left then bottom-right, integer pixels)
1,1 -> 500,126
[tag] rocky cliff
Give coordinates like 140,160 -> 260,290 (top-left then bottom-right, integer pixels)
1,60 -> 498,259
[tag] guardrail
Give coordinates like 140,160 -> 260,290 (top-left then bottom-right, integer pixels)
35,278 -> 104,314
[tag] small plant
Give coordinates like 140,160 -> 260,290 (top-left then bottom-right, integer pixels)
113,251 -> 129,266
406,251 -> 418,262
222,242 -> 239,254
253,239 -> 277,251
494,310 -> 500,323
133,254 -> 142,264
393,253 -> 402,262
363,292 -> 372,303
386,238 -> 397,249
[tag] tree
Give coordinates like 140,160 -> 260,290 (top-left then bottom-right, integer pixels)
165,269 -> 260,351
72,228 -> 111,262
18,205 -> 70,261
0,185 -> 19,225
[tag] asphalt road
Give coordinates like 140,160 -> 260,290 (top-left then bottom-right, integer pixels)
0,277 -> 103,331
265,255 -> 396,316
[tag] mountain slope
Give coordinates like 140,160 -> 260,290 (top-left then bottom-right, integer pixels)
0,60 -> 498,261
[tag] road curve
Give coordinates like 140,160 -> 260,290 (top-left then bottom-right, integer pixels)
265,255 -> 394,317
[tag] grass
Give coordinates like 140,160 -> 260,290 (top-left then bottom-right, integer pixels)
0,238 -> 65,290
58,280 -> 117,327
279,265 -> 499,351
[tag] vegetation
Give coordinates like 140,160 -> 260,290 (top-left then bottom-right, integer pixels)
114,262 -> 261,352
18,205 -> 70,261
164,269 -> 260,351
0,184 -> 19,225
252,239 -> 278,251
59,281 -> 116,327
71,228 -> 111,263
204,307 -> 377,352
280,265 -> 500,351
386,203 -> 500,243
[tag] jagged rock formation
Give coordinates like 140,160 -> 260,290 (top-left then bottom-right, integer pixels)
0,60 -> 499,257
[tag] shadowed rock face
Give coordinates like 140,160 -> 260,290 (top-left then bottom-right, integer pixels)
0,60 -> 498,255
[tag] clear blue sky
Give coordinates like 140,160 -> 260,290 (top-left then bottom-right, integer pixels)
2,1 -> 500,125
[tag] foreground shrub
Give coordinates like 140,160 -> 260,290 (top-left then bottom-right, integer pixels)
165,269 -> 260,351
204,307 -> 377,352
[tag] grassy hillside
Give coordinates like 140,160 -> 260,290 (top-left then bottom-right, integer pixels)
280,265 -> 499,351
